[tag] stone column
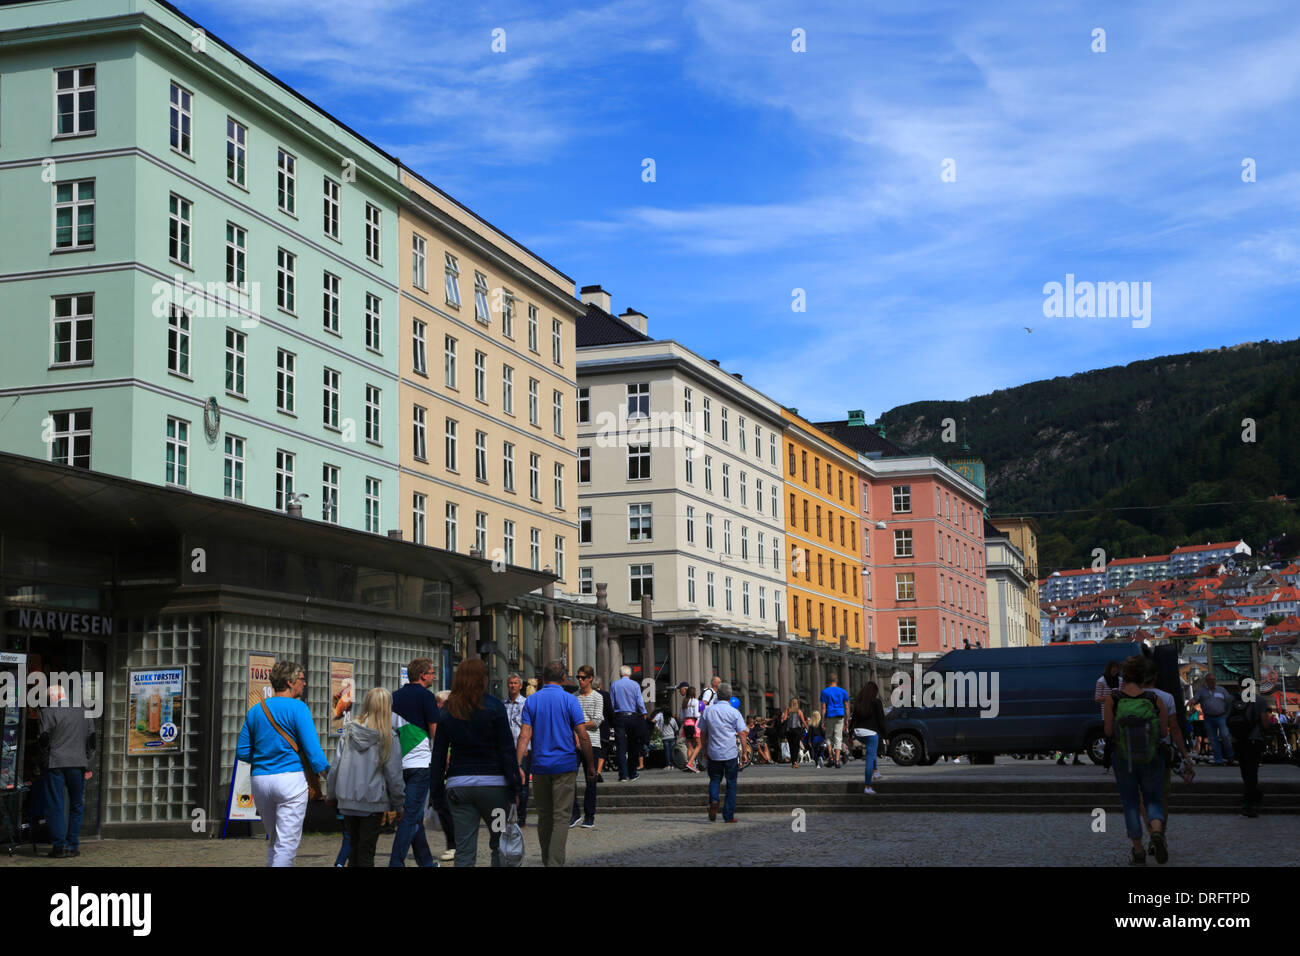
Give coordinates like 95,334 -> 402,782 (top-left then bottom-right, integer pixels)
869,637 -> 879,687
810,628 -> 821,700
778,643 -> 790,710
700,638 -> 712,692
641,594 -> 655,690
756,650 -> 768,715
596,583 -> 610,685
839,632 -> 849,687
542,581 -> 558,665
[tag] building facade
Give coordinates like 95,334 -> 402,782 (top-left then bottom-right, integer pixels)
985,524 -> 1029,648
991,516 -> 1042,645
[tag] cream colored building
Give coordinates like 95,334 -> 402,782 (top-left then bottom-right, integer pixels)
985,531 -> 1029,648
396,167 -> 584,589
992,516 -> 1042,645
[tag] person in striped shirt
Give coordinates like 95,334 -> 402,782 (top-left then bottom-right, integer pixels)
1095,660 -> 1121,770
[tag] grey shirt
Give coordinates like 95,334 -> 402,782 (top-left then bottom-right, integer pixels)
1194,685 -> 1232,717
40,704 -> 95,770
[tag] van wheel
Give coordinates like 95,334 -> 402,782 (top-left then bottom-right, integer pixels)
1085,731 -> 1106,765
891,732 -> 923,767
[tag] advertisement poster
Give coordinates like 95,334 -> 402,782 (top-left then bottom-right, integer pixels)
229,652 -> 277,823
126,668 -> 184,755
330,658 -> 355,737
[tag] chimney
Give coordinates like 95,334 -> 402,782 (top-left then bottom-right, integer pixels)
387,530 -> 403,540
580,284 -> 612,314
709,359 -> 721,367
620,308 -> 647,334
731,372 -> 743,381
286,500 -> 303,518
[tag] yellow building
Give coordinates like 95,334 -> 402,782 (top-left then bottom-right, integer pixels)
991,517 -> 1042,645
781,410 -> 866,650
396,167 -> 585,589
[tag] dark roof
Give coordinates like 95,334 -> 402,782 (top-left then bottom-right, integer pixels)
575,302 -> 652,347
812,420 -> 907,458
984,518 -> 1008,539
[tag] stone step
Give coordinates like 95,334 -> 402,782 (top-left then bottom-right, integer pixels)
592,803 -> 1300,814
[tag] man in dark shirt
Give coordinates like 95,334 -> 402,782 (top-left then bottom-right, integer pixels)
39,683 -> 96,858
389,657 -> 441,867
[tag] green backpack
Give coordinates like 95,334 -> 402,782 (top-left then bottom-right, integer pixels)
1113,690 -> 1160,771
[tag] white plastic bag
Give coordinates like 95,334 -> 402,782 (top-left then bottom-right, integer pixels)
780,740 -> 791,761
499,804 -> 524,867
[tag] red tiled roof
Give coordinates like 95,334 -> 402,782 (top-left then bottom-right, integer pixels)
1171,541 -> 1245,554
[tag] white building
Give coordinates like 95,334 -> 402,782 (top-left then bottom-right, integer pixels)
985,529 -> 1029,648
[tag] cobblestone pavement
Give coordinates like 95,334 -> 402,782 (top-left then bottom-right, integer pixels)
3,811 -> 1296,868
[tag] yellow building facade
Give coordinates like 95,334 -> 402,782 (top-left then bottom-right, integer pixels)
781,410 -> 866,650
396,167 -> 585,587
991,517 -> 1042,645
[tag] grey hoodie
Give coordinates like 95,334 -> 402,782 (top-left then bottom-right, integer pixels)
326,721 -> 405,815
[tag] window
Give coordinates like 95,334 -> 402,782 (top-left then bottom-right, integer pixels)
723,520 -> 732,556
802,499 -> 809,531
322,271 -> 340,333
739,416 -> 747,452
323,177 -> 340,240
51,294 -> 93,366
894,529 -> 913,557
838,470 -> 844,500
275,451 -> 295,511
721,407 -> 729,442
475,512 -> 487,555
226,118 -> 247,186
579,506 -> 592,544
703,397 -> 712,433
724,577 -> 733,612
364,203 -> 381,263
503,520 -> 515,565
577,387 -> 590,424
412,405 -> 427,460
554,536 -> 565,580
528,378 -> 540,426
896,573 -> 916,601
54,180 -> 95,249
706,571 -> 716,608
684,387 -> 693,422
793,595 -> 801,630
705,514 -> 714,550
277,248 -> 295,312
49,410 -> 91,468
364,477 -> 381,533
529,528 -> 541,570
687,567 -> 697,604
630,564 -> 654,602
740,471 -> 747,506
322,367 -> 340,428
411,233 -> 427,289
722,464 -> 730,499
578,447 -> 591,484
773,534 -> 782,571
164,417 -> 188,486
277,148 -> 296,215
741,526 -> 749,561
444,254 -> 462,307
628,445 -> 650,480
502,442 -> 515,492
892,485 -> 912,513
758,531 -> 765,566
685,447 -> 694,484
167,81 -> 194,157
686,505 -> 695,544
755,424 -> 761,459
411,320 -> 428,375
412,494 -> 427,545
473,271 -> 490,323
528,304 -> 539,352
167,306 -> 190,376
502,366 -> 514,415
704,455 -> 713,492
629,503 -> 652,541
742,582 -> 751,616
627,383 -> 649,419
554,463 -> 564,509
552,318 -> 562,365
55,66 -> 95,136
553,390 -> 564,436
364,293 -> 381,352
899,618 -> 918,646
840,515 -> 846,546
502,291 -> 515,338
471,432 -> 486,482
223,435 -> 244,500
770,484 -> 778,517
444,418 -> 458,471
276,349 -> 295,412
529,453 -> 541,500
225,222 -> 247,290
458,352 -> 481,405
788,443 -> 796,476
321,464 -> 338,523
769,433 -> 777,466
364,384 -> 381,443
579,568 -> 594,595
168,194 -> 192,266
814,457 -> 820,489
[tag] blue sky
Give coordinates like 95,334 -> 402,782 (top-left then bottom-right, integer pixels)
183,0 -> 1300,421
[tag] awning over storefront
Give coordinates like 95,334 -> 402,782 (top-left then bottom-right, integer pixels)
0,452 -> 552,608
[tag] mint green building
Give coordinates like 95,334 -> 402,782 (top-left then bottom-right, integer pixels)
0,0 -> 404,533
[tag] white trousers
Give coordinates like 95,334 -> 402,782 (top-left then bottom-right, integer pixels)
251,771 -> 308,867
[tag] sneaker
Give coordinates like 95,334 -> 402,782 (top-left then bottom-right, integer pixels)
581,818 -> 596,828
863,787 -> 876,795
1130,847 -> 1146,866
1150,831 -> 1168,865
725,818 -> 737,823
872,772 -> 884,781
708,801 -> 718,822
569,816 -> 582,829
439,848 -> 455,862
67,849 -> 80,858
47,847 -> 66,859
628,773 -> 640,781
596,774 -> 604,783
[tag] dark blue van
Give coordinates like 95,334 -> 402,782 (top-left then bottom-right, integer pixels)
884,642 -> 1141,766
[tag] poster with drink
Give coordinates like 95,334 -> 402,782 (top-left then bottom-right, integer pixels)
330,659 -> 355,737
228,653 -> 276,823
126,668 -> 184,755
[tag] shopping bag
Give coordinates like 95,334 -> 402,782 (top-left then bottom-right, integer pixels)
780,740 -> 791,761
500,804 -> 524,867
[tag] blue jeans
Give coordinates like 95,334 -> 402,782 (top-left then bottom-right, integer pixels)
388,767 -> 435,867
707,757 -> 739,821
1206,715 -> 1234,763
860,733 -> 880,783
335,826 -> 351,867
44,767 -> 85,851
1113,757 -> 1165,840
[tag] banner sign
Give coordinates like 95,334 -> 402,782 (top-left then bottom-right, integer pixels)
126,668 -> 184,755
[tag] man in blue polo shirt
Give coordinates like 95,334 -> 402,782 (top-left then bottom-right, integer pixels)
516,660 -> 595,867
820,673 -> 850,769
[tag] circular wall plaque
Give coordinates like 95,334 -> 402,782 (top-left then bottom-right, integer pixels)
203,397 -> 221,444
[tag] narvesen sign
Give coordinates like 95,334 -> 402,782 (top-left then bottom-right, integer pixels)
10,608 -> 113,635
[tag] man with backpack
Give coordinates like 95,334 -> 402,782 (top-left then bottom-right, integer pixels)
1226,688 -> 1272,818
1104,655 -> 1170,865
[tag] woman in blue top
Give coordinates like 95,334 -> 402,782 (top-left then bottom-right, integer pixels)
236,660 -> 329,867
430,657 -> 520,867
